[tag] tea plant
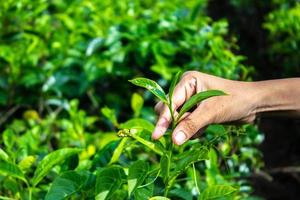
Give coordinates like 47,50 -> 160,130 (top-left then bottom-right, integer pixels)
0,72 -> 261,199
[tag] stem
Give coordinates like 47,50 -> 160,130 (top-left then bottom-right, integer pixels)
25,181 -> 32,200
193,163 -> 200,195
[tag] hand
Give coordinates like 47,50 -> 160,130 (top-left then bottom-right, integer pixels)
152,71 -> 259,145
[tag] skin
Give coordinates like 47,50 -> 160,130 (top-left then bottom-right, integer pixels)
152,71 -> 300,145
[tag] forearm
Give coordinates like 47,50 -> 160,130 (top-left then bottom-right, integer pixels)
252,78 -> 300,117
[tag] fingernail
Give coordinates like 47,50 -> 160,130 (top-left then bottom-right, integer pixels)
174,131 -> 186,145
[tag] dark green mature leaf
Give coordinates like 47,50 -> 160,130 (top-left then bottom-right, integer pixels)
170,146 -> 209,180
198,185 -> 238,200
32,148 -> 82,186
176,90 -> 226,122
129,78 -> 168,103
45,171 -> 93,200
92,141 -> 119,170
95,166 -> 126,200
168,71 -> 182,103
169,188 -> 193,200
128,160 -> 149,196
0,160 -> 26,183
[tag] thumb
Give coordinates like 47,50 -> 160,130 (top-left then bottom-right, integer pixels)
172,107 -> 211,145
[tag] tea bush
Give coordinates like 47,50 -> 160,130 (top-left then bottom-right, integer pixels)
264,1 -> 300,76
0,0 -> 266,199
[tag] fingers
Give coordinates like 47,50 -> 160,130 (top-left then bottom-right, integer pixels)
172,106 -> 211,145
152,74 -> 201,140
152,104 -> 172,139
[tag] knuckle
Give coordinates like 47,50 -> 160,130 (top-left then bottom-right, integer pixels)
182,117 -> 198,134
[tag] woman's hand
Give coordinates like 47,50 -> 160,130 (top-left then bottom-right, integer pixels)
152,71 -> 300,145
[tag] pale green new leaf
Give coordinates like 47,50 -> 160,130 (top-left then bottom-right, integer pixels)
128,160 -> 149,196
0,160 -> 26,183
131,93 -> 144,117
119,118 -> 154,133
149,197 -> 170,200
18,155 -> 36,173
129,78 -> 168,103
109,138 -> 128,165
176,90 -> 226,122
95,166 -> 126,200
198,185 -> 238,200
0,148 -> 9,161
32,148 -> 82,186
168,71 -> 182,103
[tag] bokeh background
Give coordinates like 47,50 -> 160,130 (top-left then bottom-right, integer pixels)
0,0 -> 299,199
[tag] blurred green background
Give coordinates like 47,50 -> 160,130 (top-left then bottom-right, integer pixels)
0,0 -> 299,199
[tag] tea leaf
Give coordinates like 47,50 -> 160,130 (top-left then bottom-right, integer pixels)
131,135 -> 164,156
168,71 -> 182,103
109,138 -> 128,165
198,185 -> 238,200
95,166 -> 126,200
149,197 -> 170,200
120,118 -> 154,133
92,141 -> 119,170
128,160 -> 149,196
170,146 -> 208,180
129,78 -> 168,103
0,160 -> 26,183
32,148 -> 82,186
176,90 -> 226,122
45,171 -> 93,200
131,93 -> 144,117
101,107 -> 118,127
18,155 -> 36,173
0,148 -> 9,161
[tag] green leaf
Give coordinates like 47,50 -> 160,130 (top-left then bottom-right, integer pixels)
198,185 -> 238,200
18,155 -> 36,173
170,146 -> 208,180
101,106 -> 118,127
0,160 -> 26,183
95,166 -> 126,200
119,118 -> 154,133
109,138 -> 128,165
168,71 -> 182,103
32,148 -> 82,186
92,141 -> 119,170
131,134 -> 164,156
129,78 -> 168,103
0,148 -> 9,161
176,90 -> 226,122
149,196 -> 170,200
131,93 -> 144,117
45,171 -> 93,200
169,188 -> 193,200
3,129 -> 15,151
128,160 -> 149,196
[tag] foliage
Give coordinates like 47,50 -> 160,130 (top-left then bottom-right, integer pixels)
264,2 -> 300,76
0,0 -> 266,199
